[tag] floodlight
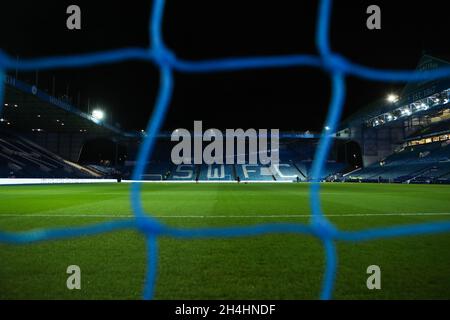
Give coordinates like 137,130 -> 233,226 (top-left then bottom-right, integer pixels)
386,94 -> 399,103
92,109 -> 105,120
402,108 -> 411,116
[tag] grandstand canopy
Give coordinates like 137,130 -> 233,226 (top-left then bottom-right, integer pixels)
341,55 -> 450,128
1,75 -> 136,137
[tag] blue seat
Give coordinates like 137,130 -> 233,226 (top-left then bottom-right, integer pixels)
198,164 -> 234,181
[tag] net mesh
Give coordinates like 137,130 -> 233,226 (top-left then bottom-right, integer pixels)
1,0 -> 450,300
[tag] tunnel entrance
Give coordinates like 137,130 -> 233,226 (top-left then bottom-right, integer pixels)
337,140 -> 363,170
79,138 -> 128,167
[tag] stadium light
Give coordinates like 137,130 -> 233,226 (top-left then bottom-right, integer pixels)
386,94 -> 399,103
420,103 -> 429,110
92,109 -> 105,121
324,126 -> 330,131
401,108 -> 412,116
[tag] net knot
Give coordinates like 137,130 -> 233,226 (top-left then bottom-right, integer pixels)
136,216 -> 166,236
151,46 -> 176,67
321,53 -> 347,74
311,216 -> 337,240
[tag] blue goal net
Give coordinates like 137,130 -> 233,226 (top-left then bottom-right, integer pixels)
1,0 -> 450,300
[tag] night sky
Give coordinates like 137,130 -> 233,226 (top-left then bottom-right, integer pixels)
0,0 -> 449,132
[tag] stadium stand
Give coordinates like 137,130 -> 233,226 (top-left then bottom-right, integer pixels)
270,162 -> 303,181
121,137 -> 347,182
347,140 -> 450,183
0,73 -> 136,180
409,119 -> 450,138
234,163 -> 274,181
0,129 -> 99,178
169,164 -> 196,180
2,51 -> 447,185
336,54 -> 450,184
198,164 -> 234,181
144,162 -> 174,180
296,160 -> 345,181
84,164 -> 121,178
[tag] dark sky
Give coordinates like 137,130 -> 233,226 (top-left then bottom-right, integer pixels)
0,0 -> 449,132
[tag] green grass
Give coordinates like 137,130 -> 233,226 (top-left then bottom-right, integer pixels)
0,182 -> 450,299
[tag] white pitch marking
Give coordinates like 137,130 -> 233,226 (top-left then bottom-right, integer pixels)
1,213 -> 450,218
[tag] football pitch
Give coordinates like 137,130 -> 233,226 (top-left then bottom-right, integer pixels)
1,182 -> 450,300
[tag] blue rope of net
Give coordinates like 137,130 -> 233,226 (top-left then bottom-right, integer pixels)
1,0 -> 450,300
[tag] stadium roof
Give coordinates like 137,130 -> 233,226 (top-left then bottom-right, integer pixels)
1,74 -> 138,138
341,55 -> 450,128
